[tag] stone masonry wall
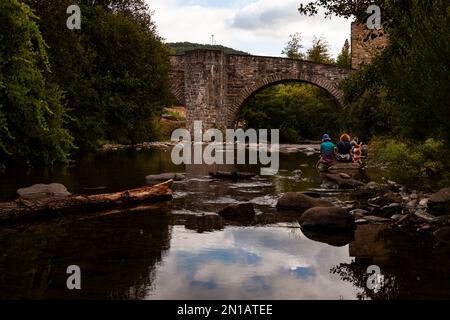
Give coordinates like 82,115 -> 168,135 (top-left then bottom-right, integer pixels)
351,22 -> 389,69
169,50 -> 353,130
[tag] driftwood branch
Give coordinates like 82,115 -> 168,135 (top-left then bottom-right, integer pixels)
0,180 -> 173,223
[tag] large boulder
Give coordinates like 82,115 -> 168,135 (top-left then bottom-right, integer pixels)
428,188 -> 450,214
17,183 -> 71,199
299,207 -> 356,232
276,192 -> 333,212
218,203 -> 255,219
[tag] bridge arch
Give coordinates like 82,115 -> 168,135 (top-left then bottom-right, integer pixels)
227,75 -> 344,127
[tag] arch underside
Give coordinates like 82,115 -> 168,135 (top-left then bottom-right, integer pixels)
227,75 -> 344,127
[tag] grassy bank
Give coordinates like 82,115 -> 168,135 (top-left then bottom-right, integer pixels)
367,138 -> 450,191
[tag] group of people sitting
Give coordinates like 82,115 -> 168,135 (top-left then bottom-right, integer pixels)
317,133 -> 362,168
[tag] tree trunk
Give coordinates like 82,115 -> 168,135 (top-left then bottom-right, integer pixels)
0,180 -> 173,223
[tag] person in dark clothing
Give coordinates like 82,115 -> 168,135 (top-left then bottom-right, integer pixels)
336,134 -> 353,162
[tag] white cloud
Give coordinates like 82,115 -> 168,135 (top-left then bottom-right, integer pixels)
146,226 -> 361,299
148,0 -> 351,58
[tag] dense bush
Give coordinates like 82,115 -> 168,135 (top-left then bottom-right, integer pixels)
368,138 -> 450,190
343,0 -> 450,142
0,0 -> 74,166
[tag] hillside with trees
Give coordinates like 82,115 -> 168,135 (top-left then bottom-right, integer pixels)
167,42 -> 249,55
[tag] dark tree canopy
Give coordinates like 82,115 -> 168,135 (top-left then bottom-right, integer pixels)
23,0 -> 172,152
298,0 -> 413,27
0,0 -> 73,165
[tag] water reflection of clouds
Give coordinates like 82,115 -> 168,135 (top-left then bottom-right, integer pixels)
147,226 -> 359,300
176,248 -> 262,266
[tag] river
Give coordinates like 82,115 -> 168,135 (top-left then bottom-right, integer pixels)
1,146 -> 450,299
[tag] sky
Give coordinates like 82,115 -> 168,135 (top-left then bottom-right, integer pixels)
147,0 -> 352,58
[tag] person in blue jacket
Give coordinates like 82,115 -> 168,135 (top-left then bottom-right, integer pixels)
317,134 -> 335,168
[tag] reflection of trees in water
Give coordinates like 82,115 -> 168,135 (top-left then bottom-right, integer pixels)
0,225 -> 66,299
330,263 -> 399,300
330,225 -> 450,300
0,208 -> 172,299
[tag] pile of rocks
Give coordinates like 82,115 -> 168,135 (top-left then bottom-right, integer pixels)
274,175 -> 450,244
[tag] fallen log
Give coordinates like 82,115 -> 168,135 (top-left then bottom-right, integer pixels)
0,180 -> 173,223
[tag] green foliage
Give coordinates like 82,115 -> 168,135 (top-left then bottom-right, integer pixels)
382,0 -> 450,141
281,33 -> 305,59
0,0 -> 74,165
343,0 -> 450,142
298,0 -> 411,27
167,42 -> 249,55
25,0 -> 172,151
368,138 -> 450,190
299,0 -> 378,20
336,39 -> 351,67
306,36 -> 333,64
238,83 -> 343,142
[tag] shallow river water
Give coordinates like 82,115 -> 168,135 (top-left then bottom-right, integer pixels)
1,147 -> 450,300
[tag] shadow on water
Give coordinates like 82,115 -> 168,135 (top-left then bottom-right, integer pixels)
0,149 -> 180,202
0,207 -> 172,299
331,224 -> 450,300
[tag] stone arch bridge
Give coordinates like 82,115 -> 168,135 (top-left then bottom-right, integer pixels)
169,49 -> 353,130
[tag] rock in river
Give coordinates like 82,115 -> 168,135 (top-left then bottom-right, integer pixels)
362,216 -> 392,224
17,183 -> 71,199
299,207 -> 356,232
328,162 -> 361,172
185,214 -> 224,232
428,188 -> 450,214
382,191 -> 403,204
321,173 -> 365,189
145,173 -> 186,182
218,203 -> 255,219
276,192 -> 333,212
434,227 -> 450,244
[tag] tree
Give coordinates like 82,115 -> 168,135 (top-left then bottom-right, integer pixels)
282,33 -> 305,59
298,0 -> 411,26
336,39 -> 351,67
25,0 -> 172,151
0,0 -> 74,165
306,36 -> 333,64
341,0 -> 450,142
